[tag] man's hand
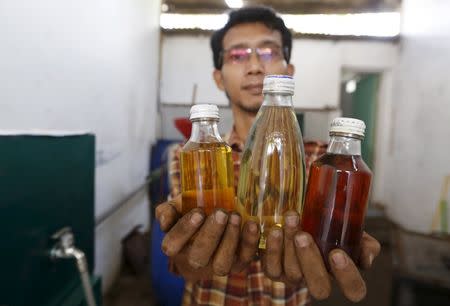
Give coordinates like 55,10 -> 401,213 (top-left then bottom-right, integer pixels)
155,198 -> 260,281
262,210 -> 381,302
262,211 -> 306,285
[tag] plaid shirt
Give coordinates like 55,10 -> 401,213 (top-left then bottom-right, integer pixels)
168,126 -> 327,306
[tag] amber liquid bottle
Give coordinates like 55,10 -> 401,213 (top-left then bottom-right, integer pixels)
180,104 -> 235,215
301,118 -> 372,268
237,75 -> 305,249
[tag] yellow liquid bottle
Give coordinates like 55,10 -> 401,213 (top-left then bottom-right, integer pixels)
181,104 -> 235,215
237,75 -> 305,249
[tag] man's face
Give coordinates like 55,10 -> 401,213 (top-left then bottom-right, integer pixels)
214,22 -> 294,114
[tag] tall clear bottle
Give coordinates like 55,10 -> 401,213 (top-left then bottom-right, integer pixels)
237,75 -> 306,249
301,117 -> 372,268
181,104 -> 235,215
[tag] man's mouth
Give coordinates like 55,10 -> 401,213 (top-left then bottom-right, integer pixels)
242,84 -> 263,95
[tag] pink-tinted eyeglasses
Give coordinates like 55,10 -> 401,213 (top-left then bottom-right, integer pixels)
220,45 -> 286,66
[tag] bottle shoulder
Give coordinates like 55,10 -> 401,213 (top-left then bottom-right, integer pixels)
246,106 -> 304,149
182,140 -> 232,152
314,153 -> 372,174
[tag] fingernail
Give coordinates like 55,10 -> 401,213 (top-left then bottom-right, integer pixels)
159,215 -> 166,227
190,212 -> 204,225
248,222 -> 257,233
368,254 -> 374,267
215,210 -> 228,224
331,252 -> 348,269
230,213 -> 241,226
271,228 -> 281,238
285,215 -> 299,227
295,234 -> 310,248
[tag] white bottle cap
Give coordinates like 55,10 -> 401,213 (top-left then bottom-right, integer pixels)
263,75 -> 295,95
189,104 -> 220,121
329,117 -> 366,138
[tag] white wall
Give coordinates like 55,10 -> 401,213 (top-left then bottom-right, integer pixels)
161,35 -> 228,105
381,0 -> 450,233
292,39 -> 398,109
0,0 -> 161,291
160,105 -> 234,140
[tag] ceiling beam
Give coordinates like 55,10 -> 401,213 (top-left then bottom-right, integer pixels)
163,0 -> 401,14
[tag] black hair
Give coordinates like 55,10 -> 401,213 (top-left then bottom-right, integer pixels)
210,6 -> 293,70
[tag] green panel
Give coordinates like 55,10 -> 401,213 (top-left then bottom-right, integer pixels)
349,74 -> 379,168
296,113 -> 305,135
0,134 -> 95,306
440,199 -> 448,233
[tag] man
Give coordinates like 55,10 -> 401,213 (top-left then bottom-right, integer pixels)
156,6 -> 381,306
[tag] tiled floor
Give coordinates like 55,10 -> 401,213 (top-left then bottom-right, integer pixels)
316,246 -> 393,306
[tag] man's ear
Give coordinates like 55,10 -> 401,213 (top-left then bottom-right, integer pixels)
287,64 -> 295,76
213,69 -> 225,91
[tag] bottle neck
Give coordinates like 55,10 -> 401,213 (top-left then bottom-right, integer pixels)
262,93 -> 293,107
327,135 -> 362,156
189,119 -> 223,143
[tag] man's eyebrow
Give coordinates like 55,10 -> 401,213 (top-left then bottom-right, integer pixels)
257,39 -> 282,47
225,39 -> 281,50
225,43 -> 250,50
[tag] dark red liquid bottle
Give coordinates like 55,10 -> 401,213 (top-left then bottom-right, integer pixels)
301,118 -> 372,269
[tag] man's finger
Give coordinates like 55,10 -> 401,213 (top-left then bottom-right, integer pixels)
161,208 -> 205,256
188,209 -> 228,269
263,226 -> 283,280
359,232 -> 381,269
283,212 -> 303,283
155,201 -> 179,231
294,232 -> 331,300
329,249 -> 367,302
233,220 -> 260,272
212,213 -> 241,276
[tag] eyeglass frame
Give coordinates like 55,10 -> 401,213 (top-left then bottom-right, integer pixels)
218,44 -> 290,68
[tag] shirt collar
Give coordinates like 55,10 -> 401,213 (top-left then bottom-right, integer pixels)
223,125 -> 244,152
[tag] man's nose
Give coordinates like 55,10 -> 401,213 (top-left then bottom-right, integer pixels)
246,51 -> 264,75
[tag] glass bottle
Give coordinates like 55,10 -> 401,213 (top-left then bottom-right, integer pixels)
180,104 -> 235,215
237,75 -> 306,249
301,117 -> 372,268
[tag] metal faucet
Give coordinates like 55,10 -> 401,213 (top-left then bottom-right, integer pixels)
50,227 -> 97,306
